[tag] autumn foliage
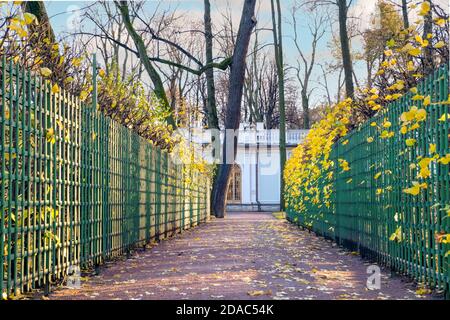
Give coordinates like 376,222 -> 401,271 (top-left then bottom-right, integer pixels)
284,1 -> 450,247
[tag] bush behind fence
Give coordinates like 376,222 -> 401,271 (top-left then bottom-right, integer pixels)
287,64 -> 450,296
0,57 -> 211,297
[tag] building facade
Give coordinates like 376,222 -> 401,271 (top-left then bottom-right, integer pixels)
226,125 -> 308,212
180,124 -> 308,212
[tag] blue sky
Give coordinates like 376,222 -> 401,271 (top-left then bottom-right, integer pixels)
42,0 -> 432,106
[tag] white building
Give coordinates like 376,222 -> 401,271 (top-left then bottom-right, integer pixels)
180,123 -> 308,212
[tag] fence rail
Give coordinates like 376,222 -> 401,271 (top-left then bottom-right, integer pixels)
0,56 -> 210,298
287,64 -> 450,297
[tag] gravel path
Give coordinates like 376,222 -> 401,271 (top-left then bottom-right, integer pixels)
47,212 -> 438,300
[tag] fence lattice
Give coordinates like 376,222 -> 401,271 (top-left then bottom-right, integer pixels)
0,57 -> 210,297
287,64 -> 450,296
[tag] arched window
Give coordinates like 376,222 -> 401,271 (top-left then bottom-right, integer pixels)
227,164 -> 241,204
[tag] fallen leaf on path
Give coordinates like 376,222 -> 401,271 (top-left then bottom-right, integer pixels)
247,290 -> 272,297
415,288 -> 432,295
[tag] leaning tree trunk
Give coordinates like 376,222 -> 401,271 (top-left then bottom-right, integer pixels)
337,0 -> 354,99
21,1 -> 56,43
212,0 -> 257,218
21,1 -> 61,73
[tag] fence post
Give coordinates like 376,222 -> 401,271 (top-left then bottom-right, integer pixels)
0,56 -> 5,297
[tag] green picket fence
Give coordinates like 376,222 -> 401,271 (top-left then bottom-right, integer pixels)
0,56 -> 210,297
287,64 -> 450,296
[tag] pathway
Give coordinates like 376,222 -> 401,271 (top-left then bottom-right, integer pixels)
46,213 -> 438,300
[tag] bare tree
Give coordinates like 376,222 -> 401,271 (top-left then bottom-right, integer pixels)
270,0 -> 287,211
292,3 -> 327,129
306,0 -> 354,98
115,0 -> 177,128
204,0 -> 219,130
107,1 -> 235,128
212,0 -> 257,218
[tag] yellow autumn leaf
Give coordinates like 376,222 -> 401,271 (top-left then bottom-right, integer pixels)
403,182 -> 427,196
435,41 -> 446,49
23,12 -> 36,25
409,123 -> 420,131
247,290 -> 271,297
438,113 -> 449,122
79,90 -> 89,101
40,67 -> 52,77
419,1 -> 431,16
406,138 -> 416,147
46,128 -> 56,144
403,186 -> 420,196
438,154 -> 450,165
372,104 -> 382,111
415,108 -> 427,121
435,19 -> 446,27
415,288 -> 432,295
51,84 -> 60,94
429,144 -> 436,154
9,23 -> 28,38
389,226 -> 402,242
72,57 -> 83,67
408,47 -> 421,57
414,34 -> 423,44
4,107 -> 10,120
380,130 -> 394,139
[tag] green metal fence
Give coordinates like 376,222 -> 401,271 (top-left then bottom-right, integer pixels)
0,56 -> 210,298
287,64 -> 450,296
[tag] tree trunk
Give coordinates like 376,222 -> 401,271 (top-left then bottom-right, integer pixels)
402,0 -> 409,29
204,0 -> 219,130
21,1 -> 60,72
21,1 -> 56,43
116,1 -> 177,129
212,0 -> 257,218
301,90 -> 310,129
337,0 -> 354,99
271,0 -> 287,211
